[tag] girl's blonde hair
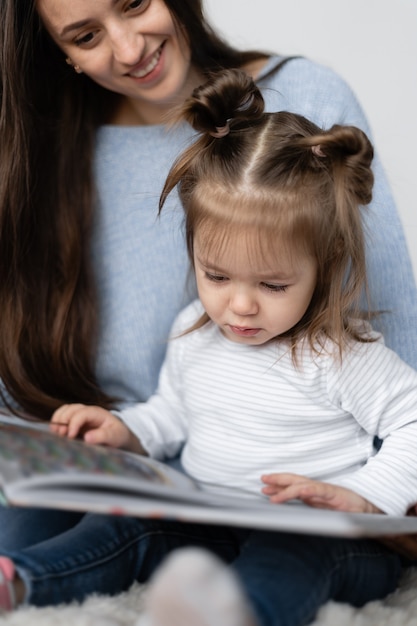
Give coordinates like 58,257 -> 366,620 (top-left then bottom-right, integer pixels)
160,69 -> 375,358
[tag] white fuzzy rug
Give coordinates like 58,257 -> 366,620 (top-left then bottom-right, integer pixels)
1,567 -> 417,626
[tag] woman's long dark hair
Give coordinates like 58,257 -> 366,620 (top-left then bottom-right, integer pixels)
0,0 -> 268,418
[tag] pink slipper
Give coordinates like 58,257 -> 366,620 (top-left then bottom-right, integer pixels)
0,557 -> 15,611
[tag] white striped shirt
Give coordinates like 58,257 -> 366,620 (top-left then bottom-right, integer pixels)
120,300 -> 417,516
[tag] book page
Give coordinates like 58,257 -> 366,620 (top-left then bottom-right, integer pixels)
0,418 -> 197,497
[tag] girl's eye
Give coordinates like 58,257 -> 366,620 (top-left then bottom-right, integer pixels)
205,272 -> 228,283
262,283 -> 288,293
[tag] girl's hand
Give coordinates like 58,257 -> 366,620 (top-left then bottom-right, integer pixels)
50,404 -> 143,452
261,473 -> 381,514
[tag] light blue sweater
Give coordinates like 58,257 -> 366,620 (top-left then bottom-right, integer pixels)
92,55 -> 417,407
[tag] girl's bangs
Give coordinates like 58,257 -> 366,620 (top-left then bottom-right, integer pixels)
191,184 -> 317,265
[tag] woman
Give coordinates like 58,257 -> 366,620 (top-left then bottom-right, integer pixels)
0,0 -> 416,604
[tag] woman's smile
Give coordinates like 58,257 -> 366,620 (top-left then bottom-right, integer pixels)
127,42 -> 164,80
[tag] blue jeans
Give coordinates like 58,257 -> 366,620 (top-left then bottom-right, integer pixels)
0,505 -> 84,550
0,505 -> 402,626
231,530 -> 402,626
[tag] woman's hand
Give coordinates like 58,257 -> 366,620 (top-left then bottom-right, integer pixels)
261,472 -> 381,514
50,403 -> 144,453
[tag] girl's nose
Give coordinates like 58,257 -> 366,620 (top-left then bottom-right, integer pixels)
229,288 -> 258,316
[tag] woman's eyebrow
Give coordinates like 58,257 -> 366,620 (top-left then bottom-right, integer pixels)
60,20 -> 90,37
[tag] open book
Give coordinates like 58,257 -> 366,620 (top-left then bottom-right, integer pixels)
1,410 -> 417,538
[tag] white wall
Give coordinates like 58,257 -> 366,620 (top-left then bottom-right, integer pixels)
204,0 -> 417,280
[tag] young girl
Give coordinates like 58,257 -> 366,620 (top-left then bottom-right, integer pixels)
2,68 -> 416,625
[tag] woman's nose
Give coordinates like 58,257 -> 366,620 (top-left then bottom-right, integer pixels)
110,24 -> 145,66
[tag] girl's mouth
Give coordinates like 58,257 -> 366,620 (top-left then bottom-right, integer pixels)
229,326 -> 261,337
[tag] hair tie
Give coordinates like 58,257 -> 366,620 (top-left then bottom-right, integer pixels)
209,121 -> 231,139
312,144 -> 326,157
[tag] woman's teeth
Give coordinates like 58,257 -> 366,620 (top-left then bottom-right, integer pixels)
130,49 -> 161,78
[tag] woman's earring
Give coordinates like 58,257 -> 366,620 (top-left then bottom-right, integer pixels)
65,57 -> 83,74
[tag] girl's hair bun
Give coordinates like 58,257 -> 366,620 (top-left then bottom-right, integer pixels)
313,125 -> 374,205
182,68 -> 265,137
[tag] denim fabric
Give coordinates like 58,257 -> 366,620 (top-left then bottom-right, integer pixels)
232,530 -> 402,626
4,513 -> 241,608
0,506 -> 84,551
1,507 -> 402,626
